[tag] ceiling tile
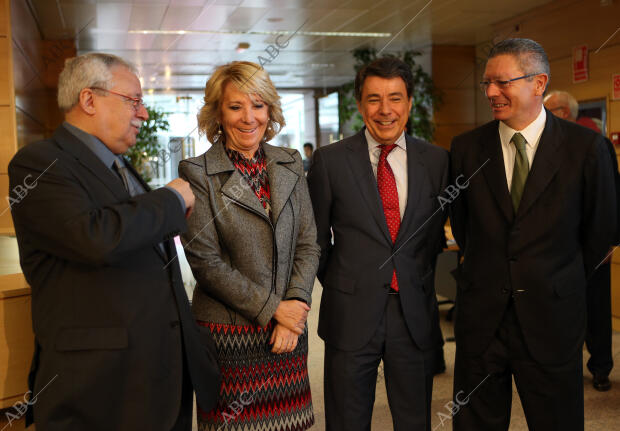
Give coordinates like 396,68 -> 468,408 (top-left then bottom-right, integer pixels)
221,7 -> 268,30
38,0 -> 556,90
95,2 -> 131,30
124,33 -> 157,50
129,4 -> 168,30
160,6 -> 206,30
189,5 -> 237,30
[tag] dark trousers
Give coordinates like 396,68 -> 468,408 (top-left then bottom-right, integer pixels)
324,295 -> 435,431
453,302 -> 584,431
585,262 -> 614,377
171,351 -> 193,431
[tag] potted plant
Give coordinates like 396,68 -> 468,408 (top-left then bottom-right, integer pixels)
125,105 -> 170,183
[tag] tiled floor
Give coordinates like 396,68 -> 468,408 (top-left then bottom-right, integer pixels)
3,280 -> 619,431
304,281 -> 620,431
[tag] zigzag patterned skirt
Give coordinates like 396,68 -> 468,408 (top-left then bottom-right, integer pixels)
196,320 -> 314,431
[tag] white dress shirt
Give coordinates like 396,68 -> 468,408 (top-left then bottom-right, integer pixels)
365,129 -> 408,220
499,106 -> 546,191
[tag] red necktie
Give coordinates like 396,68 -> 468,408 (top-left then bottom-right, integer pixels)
377,144 -> 400,291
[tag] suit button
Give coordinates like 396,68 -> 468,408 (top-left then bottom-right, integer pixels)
170,320 -> 180,328
502,287 -> 509,294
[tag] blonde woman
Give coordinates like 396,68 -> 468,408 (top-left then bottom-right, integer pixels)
179,61 -> 319,431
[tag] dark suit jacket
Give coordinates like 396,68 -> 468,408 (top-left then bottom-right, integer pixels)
8,125 -> 219,431
450,110 -> 617,365
307,129 -> 449,352
603,136 -> 620,244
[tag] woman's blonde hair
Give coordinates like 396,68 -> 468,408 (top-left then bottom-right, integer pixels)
197,61 -> 285,144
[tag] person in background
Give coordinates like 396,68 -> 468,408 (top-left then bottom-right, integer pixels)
544,89 -> 620,391
542,90 -> 579,123
450,38 -> 616,431
179,61 -> 319,431
308,57 -> 448,431
8,52 -> 219,431
303,142 -> 314,173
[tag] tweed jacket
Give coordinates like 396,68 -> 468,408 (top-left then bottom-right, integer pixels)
179,141 -> 320,327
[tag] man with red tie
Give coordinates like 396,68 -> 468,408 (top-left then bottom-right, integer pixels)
307,57 -> 449,431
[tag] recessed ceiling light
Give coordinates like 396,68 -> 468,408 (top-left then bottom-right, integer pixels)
236,42 -> 250,53
267,17 -> 283,22
125,29 -> 390,38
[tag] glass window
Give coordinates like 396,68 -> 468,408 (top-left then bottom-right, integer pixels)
271,92 -> 306,153
318,92 -> 340,146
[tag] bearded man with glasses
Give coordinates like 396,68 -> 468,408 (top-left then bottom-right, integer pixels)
8,53 -> 219,431
449,38 -> 616,430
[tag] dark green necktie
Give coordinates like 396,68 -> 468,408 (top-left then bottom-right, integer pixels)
510,132 -> 529,211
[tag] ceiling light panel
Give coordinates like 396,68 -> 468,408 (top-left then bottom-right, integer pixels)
129,5 -> 167,31
190,5 -> 237,31
96,3 -> 131,31
161,6 -> 205,31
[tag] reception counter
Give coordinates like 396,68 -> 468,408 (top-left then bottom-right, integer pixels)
0,272 -> 34,409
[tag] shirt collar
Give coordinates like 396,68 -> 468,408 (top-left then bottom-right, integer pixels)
365,128 -> 407,152
63,121 -> 118,170
498,105 -> 546,148
224,143 -> 266,166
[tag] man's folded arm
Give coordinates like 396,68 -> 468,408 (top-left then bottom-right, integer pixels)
9,150 -> 187,266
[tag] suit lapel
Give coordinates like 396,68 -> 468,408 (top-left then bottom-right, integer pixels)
54,126 -> 169,263
345,131 -> 392,244
516,111 -> 561,219
396,136 -> 427,242
53,126 -> 129,202
263,143 -> 299,225
222,168 -> 269,218
480,124 -> 514,223
203,142 -> 267,220
209,141 -> 299,225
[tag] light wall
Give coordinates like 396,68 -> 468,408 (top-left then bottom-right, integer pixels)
432,45 -> 478,150
489,0 -> 620,153
0,0 -> 74,234
0,0 -> 17,234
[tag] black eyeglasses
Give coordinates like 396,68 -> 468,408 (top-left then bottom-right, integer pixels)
479,73 -> 539,92
90,87 -> 144,111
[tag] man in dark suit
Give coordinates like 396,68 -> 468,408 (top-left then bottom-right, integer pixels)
307,57 -> 449,431
544,90 -> 620,392
450,39 -> 616,430
8,53 -> 219,431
